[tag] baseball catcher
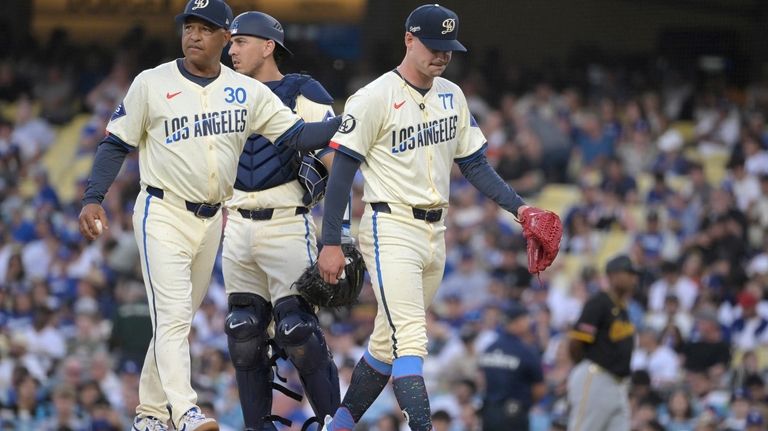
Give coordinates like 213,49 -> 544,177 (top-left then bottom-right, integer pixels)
294,243 -> 366,307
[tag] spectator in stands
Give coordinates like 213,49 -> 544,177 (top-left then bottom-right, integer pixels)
653,129 -> 690,176
658,388 -> 696,431
721,388 -> 753,431
573,111 -> 614,172
563,210 -> 601,254
730,291 -> 768,352
494,137 -> 543,197
725,155 -> 761,213
43,384 -> 88,430
478,305 -> 544,431
0,371 -> 45,430
631,327 -> 680,389
646,171 -> 675,205
601,156 -> 638,203
10,96 -> 55,163
430,410 -> 453,431
741,134 -> 768,177
648,261 -> 698,313
33,64 -> 76,125
683,310 -> 731,375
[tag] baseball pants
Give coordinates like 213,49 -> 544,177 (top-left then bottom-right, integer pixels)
132,188 -> 222,425
567,360 -> 630,431
222,207 -> 317,301
357,203 -> 447,363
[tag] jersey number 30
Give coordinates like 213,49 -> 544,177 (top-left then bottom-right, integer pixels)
224,87 -> 246,104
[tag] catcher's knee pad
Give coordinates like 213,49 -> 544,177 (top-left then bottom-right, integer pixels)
272,295 -> 340,417
225,293 -> 271,370
272,295 -> 329,373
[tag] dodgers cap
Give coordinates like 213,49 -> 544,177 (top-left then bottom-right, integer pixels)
405,4 -> 467,52
176,0 -> 234,29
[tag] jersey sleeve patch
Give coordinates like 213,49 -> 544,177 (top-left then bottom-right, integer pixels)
110,102 -> 127,121
329,141 -> 365,162
337,114 -> 357,134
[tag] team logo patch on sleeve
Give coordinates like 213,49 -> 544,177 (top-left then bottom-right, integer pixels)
338,114 -> 356,134
110,102 -> 127,121
577,322 -> 596,335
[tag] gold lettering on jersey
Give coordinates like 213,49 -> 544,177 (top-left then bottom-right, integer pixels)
163,109 -> 247,144
390,115 -> 458,154
608,320 -> 635,342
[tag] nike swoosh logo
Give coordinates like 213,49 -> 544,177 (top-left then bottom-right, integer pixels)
166,91 -> 182,99
228,321 -> 246,330
284,323 -> 302,335
394,100 -> 406,109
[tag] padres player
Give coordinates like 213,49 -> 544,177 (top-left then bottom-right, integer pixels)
567,255 -> 638,431
317,5 -> 542,431
78,1 -> 341,430
223,11 -> 340,431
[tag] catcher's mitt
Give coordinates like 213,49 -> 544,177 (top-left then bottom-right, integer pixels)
297,152 -> 328,207
517,206 -> 563,274
294,244 -> 366,307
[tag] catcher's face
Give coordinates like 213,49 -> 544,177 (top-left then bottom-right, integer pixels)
229,35 -> 274,78
405,33 -> 452,79
181,17 -> 230,67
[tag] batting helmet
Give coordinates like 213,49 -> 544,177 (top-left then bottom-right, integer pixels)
230,11 -> 293,56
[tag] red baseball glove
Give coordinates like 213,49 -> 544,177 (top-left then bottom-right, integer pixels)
518,206 -> 563,274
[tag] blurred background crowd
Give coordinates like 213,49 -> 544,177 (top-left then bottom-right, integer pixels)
2,1 -> 768,430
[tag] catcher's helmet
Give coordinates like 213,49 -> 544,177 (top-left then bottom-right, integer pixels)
229,11 -> 293,55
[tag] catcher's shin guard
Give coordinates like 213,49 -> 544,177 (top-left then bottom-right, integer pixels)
273,295 -> 341,419
225,293 -> 274,430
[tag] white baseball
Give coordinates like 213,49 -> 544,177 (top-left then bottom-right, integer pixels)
94,219 -> 103,235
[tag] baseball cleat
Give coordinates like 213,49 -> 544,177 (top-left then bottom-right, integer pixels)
177,407 -> 218,431
322,415 -> 333,431
132,415 -> 169,431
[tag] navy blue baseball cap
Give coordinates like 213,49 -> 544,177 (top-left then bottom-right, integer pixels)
176,0 -> 234,29
405,4 -> 467,52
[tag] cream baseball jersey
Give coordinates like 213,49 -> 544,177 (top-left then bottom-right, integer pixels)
107,60 -> 302,204
329,71 -> 485,207
226,95 -> 333,209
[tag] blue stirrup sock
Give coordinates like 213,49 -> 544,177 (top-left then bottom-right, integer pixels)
392,356 -> 432,431
331,350 -> 392,430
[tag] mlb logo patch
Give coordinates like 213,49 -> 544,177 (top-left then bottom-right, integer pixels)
111,102 -> 127,121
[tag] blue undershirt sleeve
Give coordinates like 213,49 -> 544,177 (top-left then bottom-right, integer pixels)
278,115 -> 342,152
457,148 -> 526,215
321,151 -> 360,246
81,134 -> 133,206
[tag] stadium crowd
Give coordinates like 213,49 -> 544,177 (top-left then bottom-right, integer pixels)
1,23 -> 768,431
